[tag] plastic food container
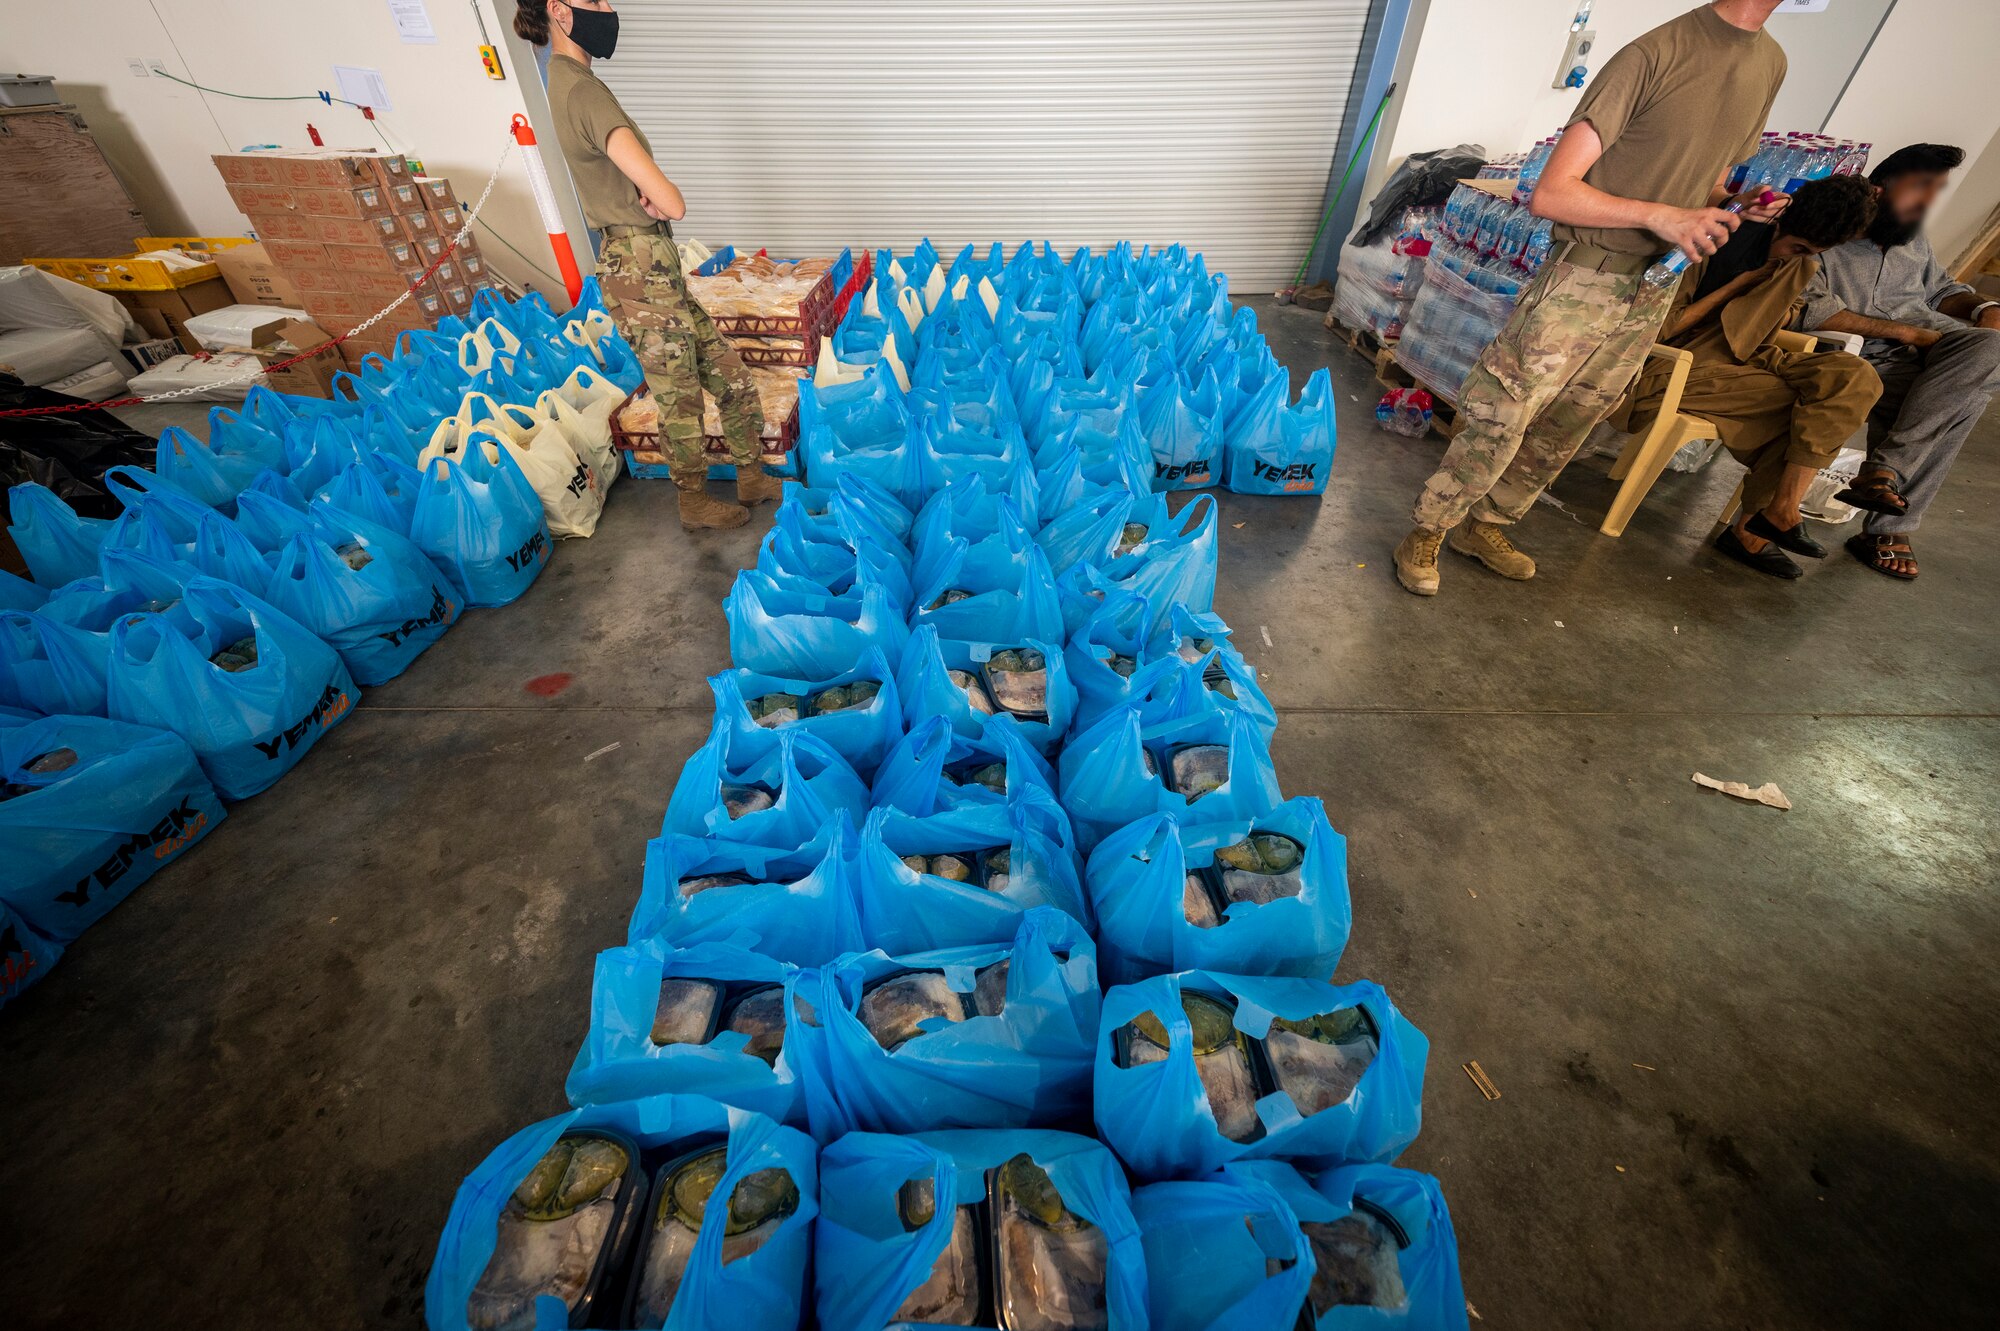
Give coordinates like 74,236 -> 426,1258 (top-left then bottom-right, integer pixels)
891,1175 -> 987,1324
623,1144 -> 800,1328
1300,1198 -> 1411,1322
464,1128 -> 645,1331
987,1154 -> 1110,1331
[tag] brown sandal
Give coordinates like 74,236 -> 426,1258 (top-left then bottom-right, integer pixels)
1845,533 -> 1918,580
1833,467 -> 1910,517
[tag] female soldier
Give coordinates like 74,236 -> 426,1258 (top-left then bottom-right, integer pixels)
514,0 -> 776,529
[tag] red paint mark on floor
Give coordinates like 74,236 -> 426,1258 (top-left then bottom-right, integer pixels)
523,673 -> 574,697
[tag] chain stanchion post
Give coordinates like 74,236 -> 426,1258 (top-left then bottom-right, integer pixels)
510,114 -> 584,305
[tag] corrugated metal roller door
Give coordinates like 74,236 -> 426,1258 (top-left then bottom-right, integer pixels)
595,0 -> 1369,287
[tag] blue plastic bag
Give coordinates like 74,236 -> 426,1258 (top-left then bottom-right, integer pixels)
565,942 -> 806,1123
908,542 -> 1066,651
0,610 -> 108,716
756,503 -> 914,607
411,443 -> 551,609
1277,1162 -> 1470,1331
1132,1166 -> 1313,1331
850,785 -> 1088,952
813,1128 -> 1148,1331
0,571 -> 45,614
1037,487 -> 1168,577
631,818 -> 868,968
0,713 -> 223,941
0,900 -> 64,1013
1138,365 -> 1225,492
105,577 -> 357,801
1102,493 -> 1219,615
264,509 -> 461,686
425,1096 -> 817,1331
316,451 -> 424,537
1094,972 -> 1425,1180
281,413 -> 367,497
1084,796 -> 1351,983
1137,643 -> 1279,742
895,626 -> 1075,756
153,425 -> 263,509
1225,367 -> 1336,496
1058,709 -> 1281,851
709,650 -> 903,779
8,483 -> 112,587
662,718 -> 870,850
869,713 -> 1059,817
778,474 -> 914,544
790,907 -> 1099,1138
724,568 -> 910,681
190,509 -> 278,590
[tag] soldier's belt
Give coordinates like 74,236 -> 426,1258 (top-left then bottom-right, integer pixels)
1551,242 -> 1653,277
602,221 -> 672,239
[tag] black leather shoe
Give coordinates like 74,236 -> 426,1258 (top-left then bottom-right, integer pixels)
1746,510 -> 1827,558
1716,526 -> 1802,579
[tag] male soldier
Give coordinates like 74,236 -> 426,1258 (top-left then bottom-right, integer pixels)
1393,0 -> 1790,595
1625,175 -> 1882,580
1801,143 -> 2000,580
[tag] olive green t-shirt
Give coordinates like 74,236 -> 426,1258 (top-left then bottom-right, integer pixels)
547,53 -> 663,233
1555,5 -> 1787,255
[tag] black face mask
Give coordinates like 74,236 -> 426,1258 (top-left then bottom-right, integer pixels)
562,2 -> 619,59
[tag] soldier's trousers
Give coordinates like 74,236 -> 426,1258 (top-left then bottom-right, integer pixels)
596,226 -> 765,484
1413,260 -> 1675,532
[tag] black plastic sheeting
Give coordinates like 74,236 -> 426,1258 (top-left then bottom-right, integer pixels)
1352,144 -> 1488,249
0,373 -> 155,520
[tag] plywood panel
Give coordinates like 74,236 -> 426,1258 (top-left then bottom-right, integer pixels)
0,105 -> 150,264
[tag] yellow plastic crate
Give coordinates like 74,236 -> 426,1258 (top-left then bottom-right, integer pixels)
25,236 -> 251,291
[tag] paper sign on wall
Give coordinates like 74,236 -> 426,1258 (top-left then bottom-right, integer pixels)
388,0 -> 438,43
1773,0 -> 1830,13
334,66 -> 393,112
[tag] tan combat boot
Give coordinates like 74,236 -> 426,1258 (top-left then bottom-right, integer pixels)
1449,519 -> 1536,580
675,471 -> 750,530
1393,527 -> 1445,596
735,461 -> 784,507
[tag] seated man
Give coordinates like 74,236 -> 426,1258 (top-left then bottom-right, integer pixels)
1626,175 -> 1881,579
1801,143 -> 2000,580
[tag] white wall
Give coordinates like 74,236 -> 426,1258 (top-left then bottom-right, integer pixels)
1372,0 -> 2000,265
4,0 -> 579,302
1823,0 -> 2000,264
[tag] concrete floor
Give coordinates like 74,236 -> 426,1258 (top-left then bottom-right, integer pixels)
2,299 -> 1996,1329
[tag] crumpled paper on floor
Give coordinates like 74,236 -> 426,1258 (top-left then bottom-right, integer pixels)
1691,772 -> 1791,810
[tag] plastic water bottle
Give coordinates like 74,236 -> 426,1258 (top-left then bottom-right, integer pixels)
1523,217 -> 1554,271
1641,190 -> 1776,289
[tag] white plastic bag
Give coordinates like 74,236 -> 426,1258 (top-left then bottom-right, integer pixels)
1802,446 -> 1866,523
537,364 -> 626,491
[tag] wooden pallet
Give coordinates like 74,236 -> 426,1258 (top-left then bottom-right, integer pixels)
1322,312 -> 1394,365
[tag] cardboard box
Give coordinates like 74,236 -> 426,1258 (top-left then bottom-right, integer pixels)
125,307 -> 174,341
413,176 -> 456,209
224,181 -> 304,216
430,203 -> 465,234
249,317 -> 342,397
299,289 -> 374,325
110,276 -> 236,346
382,237 -> 423,273
245,211 -> 318,243
323,241 -> 406,278
413,234 -> 450,264
213,149 -> 407,192
213,243 -> 306,309
435,281 -> 473,316
280,265 -> 349,296
256,238 -> 330,270
296,184 -> 397,222
457,251 -> 491,285
384,180 -> 427,215
343,269 -> 420,302
397,208 -> 436,240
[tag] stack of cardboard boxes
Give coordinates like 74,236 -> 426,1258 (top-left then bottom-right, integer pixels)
210,148 -> 501,368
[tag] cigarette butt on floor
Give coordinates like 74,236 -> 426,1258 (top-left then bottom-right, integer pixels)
1464,1060 -> 1500,1100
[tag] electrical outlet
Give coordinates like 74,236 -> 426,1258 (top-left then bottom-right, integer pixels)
1552,28 -> 1595,91
127,58 -> 150,79
147,60 -> 169,77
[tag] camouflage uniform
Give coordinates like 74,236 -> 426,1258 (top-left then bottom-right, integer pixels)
596,224 -> 765,483
1413,259 -> 1677,532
